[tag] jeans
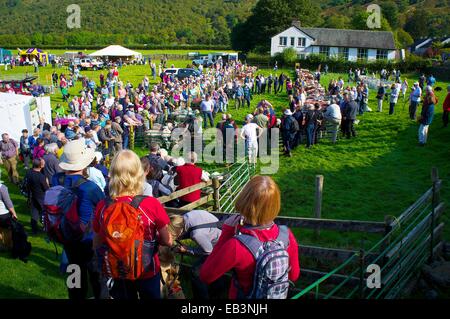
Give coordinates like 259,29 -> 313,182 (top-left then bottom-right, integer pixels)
343,119 -> 356,138
109,273 -> 162,300
409,101 -> 419,120
202,111 -> 214,128
306,124 -> 315,147
235,97 -> 244,109
389,102 -> 396,115
418,124 -> 429,144
219,101 -> 227,112
244,97 -> 251,108
123,135 -> 129,149
64,241 -> 101,300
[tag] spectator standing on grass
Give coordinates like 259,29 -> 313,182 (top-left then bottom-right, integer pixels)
389,83 -> 399,115
199,176 -> 300,299
25,158 -> 49,234
443,86 -> 450,128
342,95 -> 358,139
376,83 -> 386,112
0,133 -> 19,185
42,143 -> 62,183
409,82 -> 422,120
200,94 -> 214,129
19,129 -> 32,170
241,114 -> 263,164
323,100 -> 342,144
418,86 -> 438,146
52,140 -> 105,300
281,109 -> 297,157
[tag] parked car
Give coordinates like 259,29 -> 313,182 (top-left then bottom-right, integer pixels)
175,68 -> 201,80
192,56 -> 213,67
0,76 -> 37,95
72,58 -> 104,70
163,68 -> 180,76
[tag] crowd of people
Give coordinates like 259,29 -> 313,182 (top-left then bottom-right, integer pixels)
0,53 -> 448,300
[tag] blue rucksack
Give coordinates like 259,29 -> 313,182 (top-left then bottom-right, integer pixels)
234,225 -> 291,299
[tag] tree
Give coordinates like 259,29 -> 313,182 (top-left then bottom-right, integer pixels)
323,15 -> 351,29
231,0 -> 321,52
404,10 -> 430,39
380,1 -> 399,28
351,10 -> 392,31
395,29 -> 414,48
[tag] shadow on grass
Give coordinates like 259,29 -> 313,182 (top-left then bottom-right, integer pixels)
0,283 -> 45,299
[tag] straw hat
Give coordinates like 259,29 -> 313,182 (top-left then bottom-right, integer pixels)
59,139 -> 95,171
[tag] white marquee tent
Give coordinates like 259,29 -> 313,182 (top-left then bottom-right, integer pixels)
90,45 -> 143,60
0,93 -> 52,142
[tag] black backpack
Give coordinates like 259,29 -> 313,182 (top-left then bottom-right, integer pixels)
10,218 -> 32,263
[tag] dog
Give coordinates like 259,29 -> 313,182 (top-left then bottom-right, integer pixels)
159,246 -> 185,299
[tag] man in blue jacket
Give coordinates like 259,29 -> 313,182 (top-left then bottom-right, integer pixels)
51,140 -> 105,300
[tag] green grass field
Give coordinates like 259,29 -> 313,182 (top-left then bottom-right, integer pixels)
0,63 -> 449,298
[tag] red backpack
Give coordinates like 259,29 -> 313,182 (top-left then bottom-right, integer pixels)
98,196 -> 157,280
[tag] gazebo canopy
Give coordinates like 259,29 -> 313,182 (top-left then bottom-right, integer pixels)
90,45 -> 142,59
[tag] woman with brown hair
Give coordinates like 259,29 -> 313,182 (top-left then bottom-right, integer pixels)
199,176 -> 300,299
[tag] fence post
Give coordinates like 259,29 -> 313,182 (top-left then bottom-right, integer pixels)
212,177 -> 221,212
314,175 -> 324,236
130,125 -> 135,150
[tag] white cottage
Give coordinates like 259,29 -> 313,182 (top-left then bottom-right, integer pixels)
270,20 -> 397,61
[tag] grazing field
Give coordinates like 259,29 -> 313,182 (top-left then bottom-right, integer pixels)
0,63 -> 449,298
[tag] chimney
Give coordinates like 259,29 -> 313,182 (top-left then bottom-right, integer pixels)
292,20 -> 301,29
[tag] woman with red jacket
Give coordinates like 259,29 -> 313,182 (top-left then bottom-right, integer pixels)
443,85 -> 450,128
199,175 -> 300,299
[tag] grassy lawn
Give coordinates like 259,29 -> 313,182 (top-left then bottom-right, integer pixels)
0,64 -> 449,298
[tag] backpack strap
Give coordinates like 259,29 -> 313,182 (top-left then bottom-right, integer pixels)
187,221 -> 223,234
130,195 -> 147,209
276,225 -> 290,248
234,233 -> 262,260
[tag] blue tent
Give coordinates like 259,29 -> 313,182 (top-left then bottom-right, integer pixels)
0,48 -> 13,63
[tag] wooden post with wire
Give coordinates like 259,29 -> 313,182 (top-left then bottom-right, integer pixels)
314,175 -> 324,236
212,177 -> 221,212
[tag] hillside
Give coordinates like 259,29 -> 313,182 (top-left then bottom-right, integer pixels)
0,0 -> 257,46
0,0 -> 448,47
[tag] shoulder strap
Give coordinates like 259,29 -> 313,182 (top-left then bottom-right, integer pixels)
188,221 -> 223,234
276,225 -> 290,248
235,233 -> 262,260
130,195 -> 148,209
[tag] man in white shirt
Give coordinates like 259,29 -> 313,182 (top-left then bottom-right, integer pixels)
240,114 -> 263,164
409,82 -> 422,120
323,101 -> 342,144
389,84 -> 399,115
200,94 -> 214,128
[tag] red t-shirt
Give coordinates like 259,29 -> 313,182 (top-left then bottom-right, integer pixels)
199,223 -> 300,299
93,195 -> 170,279
176,164 -> 203,203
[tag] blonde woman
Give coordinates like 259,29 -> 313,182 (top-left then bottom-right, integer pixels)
93,150 -> 172,299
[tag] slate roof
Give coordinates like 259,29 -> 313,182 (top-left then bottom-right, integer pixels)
290,26 -> 397,50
